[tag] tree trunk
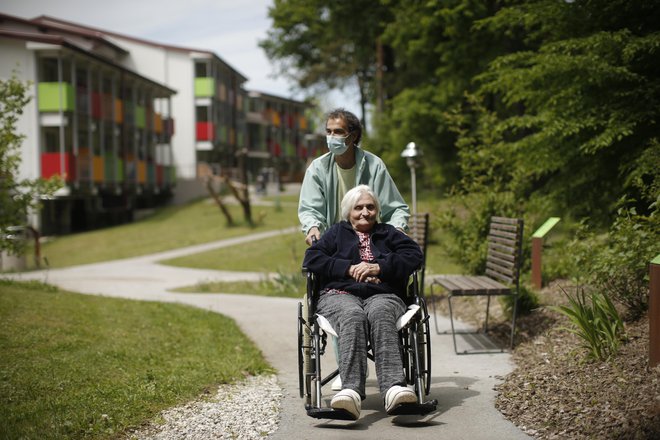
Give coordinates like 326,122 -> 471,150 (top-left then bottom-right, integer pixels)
205,177 -> 234,226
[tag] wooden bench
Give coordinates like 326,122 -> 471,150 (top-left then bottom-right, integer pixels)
430,216 -> 524,354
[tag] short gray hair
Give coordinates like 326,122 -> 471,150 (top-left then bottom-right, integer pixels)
340,185 -> 380,221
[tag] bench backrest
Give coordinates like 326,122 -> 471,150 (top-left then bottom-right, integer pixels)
485,216 -> 524,287
408,212 -> 430,295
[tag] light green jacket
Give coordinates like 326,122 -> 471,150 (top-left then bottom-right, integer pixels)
298,147 -> 410,235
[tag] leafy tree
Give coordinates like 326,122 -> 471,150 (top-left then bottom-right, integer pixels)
467,0 -> 660,223
373,0 -> 526,192
0,74 -> 60,255
260,0 -> 392,127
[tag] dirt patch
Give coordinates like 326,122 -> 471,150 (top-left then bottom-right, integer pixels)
428,281 -> 660,439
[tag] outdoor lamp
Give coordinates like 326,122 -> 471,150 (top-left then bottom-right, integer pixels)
401,142 -> 422,216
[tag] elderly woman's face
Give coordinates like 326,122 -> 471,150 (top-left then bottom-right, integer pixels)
349,194 -> 378,233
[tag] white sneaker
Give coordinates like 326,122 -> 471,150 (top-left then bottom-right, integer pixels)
331,389 -> 361,420
331,375 -> 342,391
385,385 -> 417,414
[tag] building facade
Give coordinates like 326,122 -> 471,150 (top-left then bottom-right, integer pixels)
0,14 -> 176,235
0,13 -> 316,234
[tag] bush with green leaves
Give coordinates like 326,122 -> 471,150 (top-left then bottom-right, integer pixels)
502,284 -> 540,319
1,74 -> 60,255
552,286 -> 626,361
568,204 -> 659,320
436,190 -> 523,275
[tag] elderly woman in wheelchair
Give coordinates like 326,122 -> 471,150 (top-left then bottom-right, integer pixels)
300,185 -> 436,421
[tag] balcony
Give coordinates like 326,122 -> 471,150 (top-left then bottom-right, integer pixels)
115,99 -> 123,123
195,78 -> 215,98
137,160 -> 147,184
104,155 -> 124,183
196,122 -> 215,141
38,83 -> 74,112
41,152 -> 76,181
156,165 -> 164,185
135,106 -> 146,129
93,156 -> 105,183
154,113 -> 163,134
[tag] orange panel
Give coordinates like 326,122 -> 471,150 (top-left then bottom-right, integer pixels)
115,99 -> 123,123
93,156 -> 105,183
137,161 -> 147,184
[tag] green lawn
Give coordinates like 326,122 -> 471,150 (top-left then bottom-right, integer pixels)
0,279 -> 272,439
30,198 -> 300,269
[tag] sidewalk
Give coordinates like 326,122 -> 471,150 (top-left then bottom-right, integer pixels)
7,229 -> 529,439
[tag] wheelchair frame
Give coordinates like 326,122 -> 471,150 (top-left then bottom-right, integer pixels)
297,267 -> 438,420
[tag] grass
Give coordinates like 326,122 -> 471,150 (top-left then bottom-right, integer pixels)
173,272 -> 307,299
162,231 -> 307,273
28,198 -> 299,269
0,279 -> 272,439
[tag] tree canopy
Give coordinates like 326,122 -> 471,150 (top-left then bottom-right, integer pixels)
262,0 -> 660,225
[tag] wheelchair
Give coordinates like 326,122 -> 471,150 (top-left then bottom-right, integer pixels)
297,264 -> 438,420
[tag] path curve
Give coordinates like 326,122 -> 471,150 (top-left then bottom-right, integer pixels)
7,228 -> 529,440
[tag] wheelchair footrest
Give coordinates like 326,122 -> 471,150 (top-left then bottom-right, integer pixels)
306,406 -> 358,421
388,399 -> 438,416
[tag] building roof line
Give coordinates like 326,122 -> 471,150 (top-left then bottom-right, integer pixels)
31,15 -> 248,83
0,29 -> 176,95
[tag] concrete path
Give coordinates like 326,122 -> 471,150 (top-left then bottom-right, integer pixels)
7,229 -> 529,440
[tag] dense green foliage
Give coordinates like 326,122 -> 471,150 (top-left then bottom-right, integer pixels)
0,279 -> 271,438
0,75 -> 60,254
567,207 -> 659,320
263,0 -> 659,321
261,0 -> 392,125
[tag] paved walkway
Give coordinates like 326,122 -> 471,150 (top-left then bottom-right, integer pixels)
8,229 -> 529,440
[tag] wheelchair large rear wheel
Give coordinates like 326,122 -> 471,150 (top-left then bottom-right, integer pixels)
418,302 -> 432,395
298,302 -> 305,398
404,300 -> 432,396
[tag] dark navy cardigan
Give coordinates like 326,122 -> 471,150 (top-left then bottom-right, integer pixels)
302,221 -> 423,298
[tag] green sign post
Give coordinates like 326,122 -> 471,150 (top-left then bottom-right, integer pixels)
531,217 -> 561,289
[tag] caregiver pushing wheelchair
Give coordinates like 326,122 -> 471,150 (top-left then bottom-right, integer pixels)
298,185 -> 437,420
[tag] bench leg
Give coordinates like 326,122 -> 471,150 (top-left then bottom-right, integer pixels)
447,293 -> 459,354
484,295 -> 491,332
509,294 -> 518,350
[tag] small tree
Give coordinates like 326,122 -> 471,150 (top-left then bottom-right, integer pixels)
0,74 -> 60,255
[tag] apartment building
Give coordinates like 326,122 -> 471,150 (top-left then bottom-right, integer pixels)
246,90 -> 323,183
0,13 -> 176,235
0,13 -> 315,234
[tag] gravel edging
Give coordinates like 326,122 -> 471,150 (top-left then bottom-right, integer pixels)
125,374 -> 283,440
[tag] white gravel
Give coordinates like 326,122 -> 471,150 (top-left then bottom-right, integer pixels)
125,374 -> 283,440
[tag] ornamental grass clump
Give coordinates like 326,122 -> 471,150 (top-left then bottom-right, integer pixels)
552,286 -> 626,361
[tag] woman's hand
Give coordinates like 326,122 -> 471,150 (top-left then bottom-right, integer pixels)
348,262 -> 381,283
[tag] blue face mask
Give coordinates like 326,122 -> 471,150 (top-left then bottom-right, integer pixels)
326,135 -> 349,155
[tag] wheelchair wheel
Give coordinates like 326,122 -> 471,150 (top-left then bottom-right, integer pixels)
405,299 -> 432,397
298,302 -> 305,398
416,298 -> 432,395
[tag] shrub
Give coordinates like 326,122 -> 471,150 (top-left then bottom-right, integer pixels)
552,286 -> 626,361
436,191 -> 523,274
568,204 -> 659,320
501,284 -> 540,318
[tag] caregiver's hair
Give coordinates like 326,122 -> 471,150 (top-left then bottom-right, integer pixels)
340,185 -> 381,221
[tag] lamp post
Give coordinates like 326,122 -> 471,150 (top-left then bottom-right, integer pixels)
401,141 -> 421,216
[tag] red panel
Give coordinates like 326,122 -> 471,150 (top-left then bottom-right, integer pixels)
91,92 -> 102,119
41,152 -> 76,182
196,122 -> 214,141
156,165 -> 164,185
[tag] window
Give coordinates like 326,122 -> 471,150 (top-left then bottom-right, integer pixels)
195,61 -> 209,77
